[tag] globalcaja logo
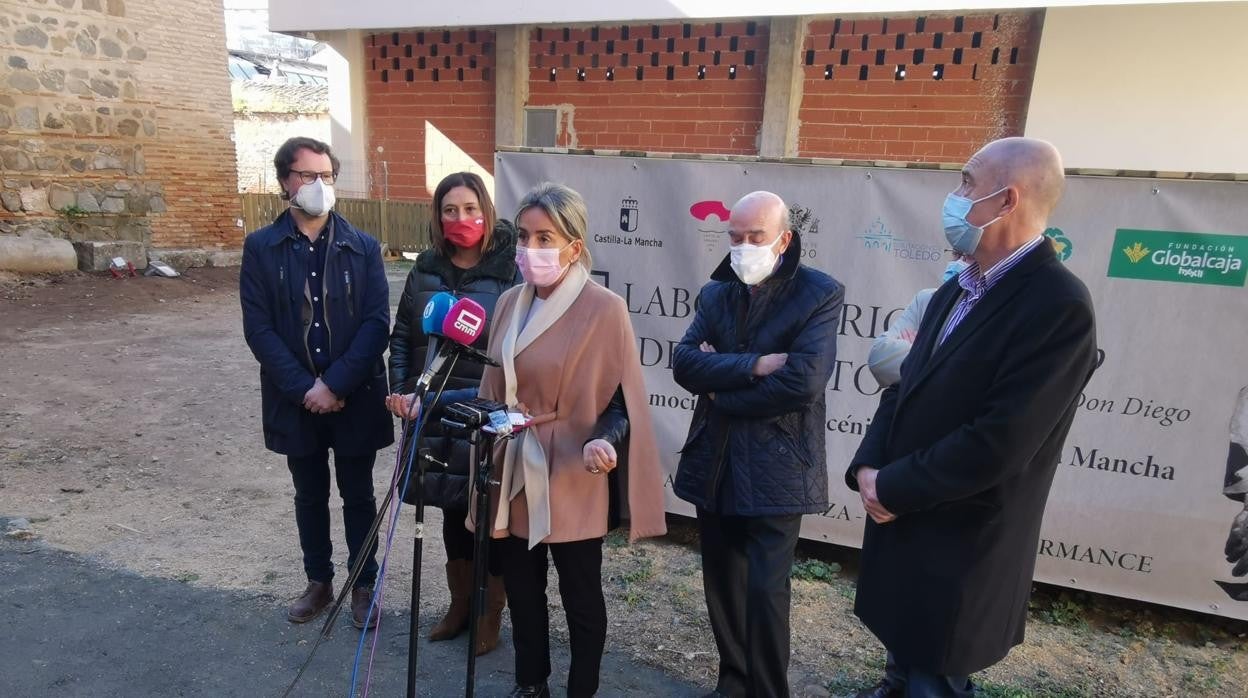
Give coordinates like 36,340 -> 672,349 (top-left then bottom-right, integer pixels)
856,217 -> 943,263
1122,242 -> 1149,264
1107,229 -> 1247,287
1044,227 -> 1073,262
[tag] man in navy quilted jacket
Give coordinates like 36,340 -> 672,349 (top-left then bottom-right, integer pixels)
673,191 -> 844,698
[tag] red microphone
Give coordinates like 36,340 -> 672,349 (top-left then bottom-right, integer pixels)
411,298 -> 498,397
441,297 -> 487,345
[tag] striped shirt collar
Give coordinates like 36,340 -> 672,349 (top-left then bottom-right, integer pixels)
956,234 -> 1045,299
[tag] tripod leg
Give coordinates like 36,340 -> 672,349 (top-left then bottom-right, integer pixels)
406,466 -> 425,698
464,432 -> 495,698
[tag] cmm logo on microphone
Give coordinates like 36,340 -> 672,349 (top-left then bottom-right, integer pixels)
453,308 -> 484,336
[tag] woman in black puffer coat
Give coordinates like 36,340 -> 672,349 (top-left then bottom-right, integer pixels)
387,172 -> 520,655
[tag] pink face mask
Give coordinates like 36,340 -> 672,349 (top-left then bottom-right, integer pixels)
515,243 -> 571,287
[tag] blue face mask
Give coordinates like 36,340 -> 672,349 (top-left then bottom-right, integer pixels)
942,188 -> 1006,255
942,260 -> 969,283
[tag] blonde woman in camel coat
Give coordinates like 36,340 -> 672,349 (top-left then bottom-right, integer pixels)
469,182 -> 666,698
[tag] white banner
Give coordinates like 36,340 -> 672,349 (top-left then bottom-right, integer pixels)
496,150 -> 1248,620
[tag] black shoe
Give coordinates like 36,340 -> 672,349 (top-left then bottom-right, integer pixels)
854,681 -> 903,698
508,683 -> 550,698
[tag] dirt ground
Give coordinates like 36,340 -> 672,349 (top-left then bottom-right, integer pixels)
2,267 -> 1246,697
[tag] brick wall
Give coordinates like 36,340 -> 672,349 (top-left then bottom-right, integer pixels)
797,12 -> 1042,162
364,30 -> 496,201
526,21 -> 768,154
358,14 -> 1043,194
0,0 -> 240,252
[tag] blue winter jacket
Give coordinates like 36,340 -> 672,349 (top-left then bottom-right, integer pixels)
240,210 -> 394,457
672,233 -> 843,515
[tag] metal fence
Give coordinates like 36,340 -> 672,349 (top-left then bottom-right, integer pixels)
240,193 -> 432,254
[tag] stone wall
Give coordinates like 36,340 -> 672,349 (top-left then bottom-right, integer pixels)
0,0 -> 240,265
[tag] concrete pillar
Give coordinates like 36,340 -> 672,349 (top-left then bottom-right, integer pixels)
317,30 -> 371,196
494,25 -> 531,149
759,16 -> 808,158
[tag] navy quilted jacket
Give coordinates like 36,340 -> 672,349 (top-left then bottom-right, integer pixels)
672,233 -> 843,516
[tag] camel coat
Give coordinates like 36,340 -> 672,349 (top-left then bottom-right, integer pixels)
468,265 -> 667,546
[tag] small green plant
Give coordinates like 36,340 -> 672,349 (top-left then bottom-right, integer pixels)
790,558 -> 842,583
823,670 -> 873,695
1036,595 -> 1087,629
604,529 -> 628,549
174,572 -> 200,583
618,558 -> 654,586
58,204 -> 90,219
977,678 -> 1090,698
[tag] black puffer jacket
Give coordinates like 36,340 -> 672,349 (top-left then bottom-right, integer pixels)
672,233 -> 844,516
388,220 -> 522,508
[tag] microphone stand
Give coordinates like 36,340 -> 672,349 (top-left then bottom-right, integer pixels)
404,354 -> 460,698
463,426 -> 496,698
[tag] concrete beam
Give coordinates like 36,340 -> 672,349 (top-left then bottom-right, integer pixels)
317,30 -> 371,195
73,241 -> 149,272
759,16 -> 808,158
494,25 -> 531,150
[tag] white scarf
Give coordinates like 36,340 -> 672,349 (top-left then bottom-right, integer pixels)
495,264 -> 590,547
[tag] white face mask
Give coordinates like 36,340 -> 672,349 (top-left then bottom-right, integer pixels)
292,177 -> 335,218
729,234 -> 784,285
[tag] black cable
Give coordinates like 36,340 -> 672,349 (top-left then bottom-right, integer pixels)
281,359 -> 459,698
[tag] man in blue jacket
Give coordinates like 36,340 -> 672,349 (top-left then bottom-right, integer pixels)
240,137 -> 393,630
673,191 -> 844,698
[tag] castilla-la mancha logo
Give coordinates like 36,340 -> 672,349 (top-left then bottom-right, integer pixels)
1107,229 -> 1247,287
619,197 -> 639,233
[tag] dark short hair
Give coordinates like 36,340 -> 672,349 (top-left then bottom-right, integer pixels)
273,137 -> 340,197
430,172 -> 498,256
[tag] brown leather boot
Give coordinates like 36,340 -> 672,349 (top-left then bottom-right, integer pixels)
351,586 -> 378,630
474,574 -> 507,656
287,580 -> 332,623
429,559 -> 472,641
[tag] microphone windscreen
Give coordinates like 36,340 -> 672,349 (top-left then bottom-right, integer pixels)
421,292 -> 457,336
441,297 -> 488,346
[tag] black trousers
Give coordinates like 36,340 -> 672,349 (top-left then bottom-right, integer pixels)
286,443 -> 379,589
697,509 -> 802,698
498,536 -> 606,697
883,652 -> 974,698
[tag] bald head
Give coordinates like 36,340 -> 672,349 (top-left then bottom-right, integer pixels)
732,191 -> 788,231
727,190 -> 792,254
970,137 -> 1065,223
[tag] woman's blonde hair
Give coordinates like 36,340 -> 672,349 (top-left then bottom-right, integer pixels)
514,182 -> 593,270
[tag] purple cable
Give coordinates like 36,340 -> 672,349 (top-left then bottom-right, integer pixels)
361,403 -> 423,696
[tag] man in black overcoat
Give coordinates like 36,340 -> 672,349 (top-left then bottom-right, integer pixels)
848,137 -> 1098,697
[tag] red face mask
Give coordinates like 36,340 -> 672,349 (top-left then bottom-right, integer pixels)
443,217 -> 486,249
